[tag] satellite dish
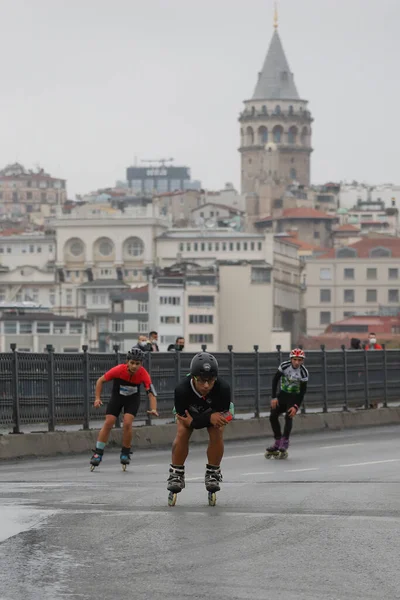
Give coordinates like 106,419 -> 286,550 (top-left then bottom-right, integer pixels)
204,219 -> 216,228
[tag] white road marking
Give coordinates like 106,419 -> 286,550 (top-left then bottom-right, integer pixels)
338,459 -> 400,468
242,471 -> 274,476
319,443 -> 364,450
185,477 -> 203,481
224,453 -> 263,460
284,468 -> 319,473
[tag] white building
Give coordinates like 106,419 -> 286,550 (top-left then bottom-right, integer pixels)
148,273 -> 185,351
0,232 -> 55,270
339,183 -> 400,211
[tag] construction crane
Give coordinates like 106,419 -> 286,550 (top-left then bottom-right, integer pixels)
141,158 -> 174,167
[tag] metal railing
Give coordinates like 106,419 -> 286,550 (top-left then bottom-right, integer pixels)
0,344 -> 399,434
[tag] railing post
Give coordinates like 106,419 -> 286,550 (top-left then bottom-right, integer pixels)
113,345 -> 121,428
254,345 -> 260,419
382,343 -> 388,408
10,343 -> 21,434
276,344 -> 282,365
363,348 -> 369,409
201,344 -> 207,352
228,345 -> 235,406
46,344 -> 56,432
321,344 -> 328,413
174,349 -> 182,384
82,345 -> 90,430
145,351 -> 152,426
341,344 -> 349,412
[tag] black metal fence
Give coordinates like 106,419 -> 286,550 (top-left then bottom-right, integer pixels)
1,344 -> 399,434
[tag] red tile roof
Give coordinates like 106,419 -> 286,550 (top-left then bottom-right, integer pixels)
256,208 -> 337,225
319,236 -> 400,259
334,224 -> 361,232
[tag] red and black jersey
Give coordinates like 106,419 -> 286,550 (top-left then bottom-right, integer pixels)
104,364 -> 152,400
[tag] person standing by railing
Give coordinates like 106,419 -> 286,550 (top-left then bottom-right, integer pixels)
265,348 -> 308,459
365,332 -> 383,350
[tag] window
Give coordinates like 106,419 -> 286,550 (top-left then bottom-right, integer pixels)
179,243 -> 184,251
369,247 -> 391,258
229,243 -> 233,251
320,268 -> 332,280
138,321 -> 148,333
69,323 -> 83,334
367,268 -> 377,280
189,315 -> 214,324
243,242 -> 248,251
251,267 -> 271,283
336,247 -> 357,258
194,243 -> 198,251
320,289 -> 331,302
138,302 -> 148,313
4,322 -> 17,334
236,242 -> 241,251
188,295 -> 215,307
160,316 -> 181,324
98,239 -> 113,256
343,311 -> 356,317
37,246 -> 42,253
250,242 -> 255,251
215,243 -> 219,251
53,323 -> 66,334
37,322 -> 50,334
208,243 -> 212,251
389,268 -> 398,280
189,334 -> 214,344
366,289 -> 377,302
314,231 -> 320,239
113,301 -> 123,313
19,322 -> 32,334
160,335 -> 177,345
388,289 -> 399,303
344,289 -> 355,303
111,321 -> 124,333
69,239 -> 84,256
66,291 -> 73,306
160,296 -> 180,306
320,312 -> 331,325
126,237 -> 144,257
201,243 -> 205,251
257,242 -> 262,250
29,245 -> 34,253
98,317 -> 108,333
344,268 -> 354,280
222,243 -> 227,251
186,243 -> 191,251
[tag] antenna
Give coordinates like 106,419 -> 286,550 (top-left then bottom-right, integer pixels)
141,158 -> 174,167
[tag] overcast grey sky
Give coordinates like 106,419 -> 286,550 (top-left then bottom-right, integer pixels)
1,0 -> 399,198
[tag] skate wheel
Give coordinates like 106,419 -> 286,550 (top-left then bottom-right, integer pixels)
90,464 -> 95,472
208,492 -> 217,507
168,492 -> 177,507
265,452 -> 272,459
121,464 -> 127,471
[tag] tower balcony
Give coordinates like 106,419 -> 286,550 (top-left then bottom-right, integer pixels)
239,110 -> 313,123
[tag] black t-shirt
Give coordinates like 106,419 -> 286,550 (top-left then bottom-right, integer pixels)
174,376 -> 231,429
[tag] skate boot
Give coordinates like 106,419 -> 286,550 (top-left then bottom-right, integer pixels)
167,465 -> 185,506
279,437 -> 289,459
90,448 -> 104,471
120,447 -> 132,471
264,439 -> 281,459
205,465 -> 222,506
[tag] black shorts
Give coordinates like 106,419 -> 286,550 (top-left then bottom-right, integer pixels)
106,393 -> 140,417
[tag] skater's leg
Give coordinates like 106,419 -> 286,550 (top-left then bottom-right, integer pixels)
269,407 -> 283,439
283,413 -> 293,439
97,415 -> 117,444
207,425 -> 224,466
171,421 -> 192,465
122,413 -> 134,448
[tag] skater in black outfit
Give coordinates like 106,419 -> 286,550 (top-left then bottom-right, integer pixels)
265,348 -> 308,459
167,352 -> 233,504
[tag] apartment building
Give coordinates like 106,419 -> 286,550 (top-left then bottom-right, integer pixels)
304,237 -> 400,335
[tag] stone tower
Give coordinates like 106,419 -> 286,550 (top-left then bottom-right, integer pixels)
239,14 -> 313,221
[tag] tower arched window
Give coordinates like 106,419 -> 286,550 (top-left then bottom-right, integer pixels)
272,125 -> 283,143
251,106 -> 256,116
274,105 -> 281,115
289,105 -> 294,115
262,105 -> 267,115
246,126 -> 254,145
258,126 -> 268,144
288,126 -> 298,144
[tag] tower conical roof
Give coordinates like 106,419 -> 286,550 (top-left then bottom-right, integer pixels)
252,30 -> 300,101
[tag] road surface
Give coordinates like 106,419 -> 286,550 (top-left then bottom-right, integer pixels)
1,425 -> 400,599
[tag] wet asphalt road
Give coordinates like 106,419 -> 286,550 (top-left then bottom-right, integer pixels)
0,425 -> 400,600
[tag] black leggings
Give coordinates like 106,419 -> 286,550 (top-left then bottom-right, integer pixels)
269,397 -> 295,439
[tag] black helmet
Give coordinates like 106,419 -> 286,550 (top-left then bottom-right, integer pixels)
190,352 -> 218,379
127,347 -> 144,362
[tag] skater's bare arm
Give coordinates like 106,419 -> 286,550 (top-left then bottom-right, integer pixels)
94,375 -> 106,408
146,391 -> 159,416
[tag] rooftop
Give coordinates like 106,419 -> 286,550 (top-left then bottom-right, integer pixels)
333,224 -> 361,232
256,208 -> 337,225
319,237 -> 400,259
156,229 -> 263,240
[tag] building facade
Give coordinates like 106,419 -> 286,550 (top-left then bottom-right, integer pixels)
304,238 -> 400,335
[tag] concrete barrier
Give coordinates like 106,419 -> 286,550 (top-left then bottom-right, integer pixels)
1,408 -> 400,461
